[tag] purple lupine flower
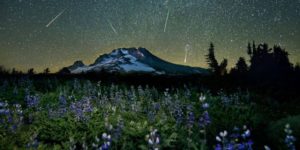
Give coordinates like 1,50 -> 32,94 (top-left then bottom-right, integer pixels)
173,106 -> 184,125
226,143 -> 234,150
153,102 -> 160,111
0,101 -> 8,107
203,111 -> 211,124
7,116 -> 13,123
187,111 -> 195,129
215,126 -> 254,150
237,143 -> 246,150
0,101 -> 11,129
11,124 -> 17,131
82,97 -> 93,113
99,133 -> 112,150
0,108 -> 10,115
69,102 -> 84,121
247,140 -> 254,147
242,129 -> 251,139
0,102 -> 24,133
25,95 -> 39,108
100,143 -> 110,150
231,126 -> 240,139
199,94 -> 208,108
284,124 -> 296,150
69,97 -> 94,121
198,111 -> 211,128
202,103 -> 209,109
215,144 -> 222,150
59,94 -> 67,106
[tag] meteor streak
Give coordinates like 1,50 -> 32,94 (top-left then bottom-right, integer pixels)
163,9 -> 170,32
184,50 -> 188,63
107,20 -> 118,35
184,44 -> 191,63
46,9 -> 66,28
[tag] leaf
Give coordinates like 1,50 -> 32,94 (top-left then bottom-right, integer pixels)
164,132 -> 178,146
138,144 -> 148,150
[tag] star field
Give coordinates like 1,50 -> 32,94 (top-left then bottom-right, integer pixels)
0,0 -> 299,72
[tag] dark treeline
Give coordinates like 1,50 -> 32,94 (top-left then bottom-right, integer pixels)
0,42 -> 299,103
206,42 -> 299,79
205,42 -> 300,104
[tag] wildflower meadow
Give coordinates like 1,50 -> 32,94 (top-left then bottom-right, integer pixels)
0,78 -> 298,150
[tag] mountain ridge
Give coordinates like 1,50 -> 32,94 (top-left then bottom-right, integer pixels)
64,47 -> 209,75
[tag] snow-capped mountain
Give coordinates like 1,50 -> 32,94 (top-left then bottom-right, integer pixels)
65,47 -> 209,75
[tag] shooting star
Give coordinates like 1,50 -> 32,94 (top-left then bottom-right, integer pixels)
184,50 -> 188,63
184,44 -> 191,63
107,20 -> 118,35
163,9 -> 170,32
46,9 -> 66,28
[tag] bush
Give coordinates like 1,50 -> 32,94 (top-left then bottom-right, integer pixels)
266,115 -> 300,149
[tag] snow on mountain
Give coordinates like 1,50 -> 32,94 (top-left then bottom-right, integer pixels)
66,47 -> 209,75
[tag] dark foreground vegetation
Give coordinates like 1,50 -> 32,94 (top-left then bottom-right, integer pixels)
0,42 -> 299,149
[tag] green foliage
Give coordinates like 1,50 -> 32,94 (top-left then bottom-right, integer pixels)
267,115 -> 300,149
0,78 -> 297,149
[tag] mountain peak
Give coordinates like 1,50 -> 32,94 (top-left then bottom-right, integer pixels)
111,47 -> 146,58
73,60 -> 85,66
68,60 -> 85,71
66,47 -> 209,75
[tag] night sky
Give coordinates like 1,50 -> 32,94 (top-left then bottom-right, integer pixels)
0,0 -> 300,72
